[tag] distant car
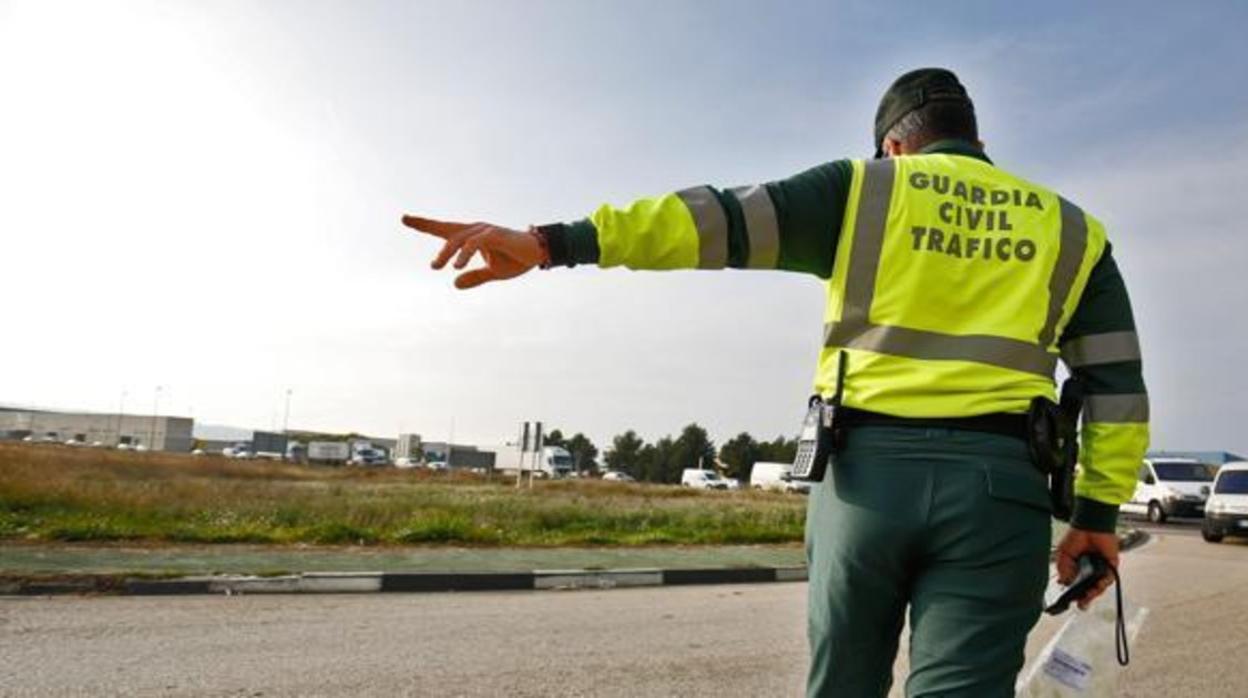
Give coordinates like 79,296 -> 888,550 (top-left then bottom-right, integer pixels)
1120,458 -> 1217,523
425,461 -> 448,471
133,444 -> 149,452
349,448 -> 388,466
393,456 -> 419,468
1202,461 -> 1248,543
223,445 -> 253,459
191,448 -> 206,456
116,443 -> 133,451
681,469 -> 729,490
90,441 -> 106,448
602,471 -> 635,482
723,477 -> 742,491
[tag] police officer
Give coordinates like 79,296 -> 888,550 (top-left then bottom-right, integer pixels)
403,68 -> 1148,697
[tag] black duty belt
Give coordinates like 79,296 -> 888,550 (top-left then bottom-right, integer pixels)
838,406 -> 1029,441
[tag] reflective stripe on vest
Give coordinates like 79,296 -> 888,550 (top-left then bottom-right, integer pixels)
824,158 -> 1091,377
1039,198 -> 1089,347
675,186 -> 728,269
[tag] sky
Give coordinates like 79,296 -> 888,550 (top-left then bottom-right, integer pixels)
2,0 -> 1247,455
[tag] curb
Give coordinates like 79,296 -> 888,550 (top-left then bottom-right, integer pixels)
4,566 -> 810,597
2,532 -> 1141,598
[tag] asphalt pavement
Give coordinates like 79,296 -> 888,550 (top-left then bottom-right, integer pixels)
2,527 -> 1244,697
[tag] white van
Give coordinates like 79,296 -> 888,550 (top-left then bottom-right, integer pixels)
681,469 -> 729,490
1120,458 -> 1217,523
751,462 -> 790,491
749,461 -> 811,494
1202,461 -> 1248,543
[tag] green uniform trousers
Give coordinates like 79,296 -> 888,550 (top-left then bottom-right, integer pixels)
805,426 -> 1052,697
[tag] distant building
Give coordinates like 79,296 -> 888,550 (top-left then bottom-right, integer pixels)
196,431 -> 288,456
0,407 -> 193,452
421,441 -> 495,470
396,433 -> 423,460
285,431 -> 395,451
251,431 -> 288,456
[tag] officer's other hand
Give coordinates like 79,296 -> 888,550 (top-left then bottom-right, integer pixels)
1055,528 -> 1120,610
401,215 -> 546,289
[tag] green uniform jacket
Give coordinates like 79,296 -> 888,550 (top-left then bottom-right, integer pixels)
539,141 -> 1147,533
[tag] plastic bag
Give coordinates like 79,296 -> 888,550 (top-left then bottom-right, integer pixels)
1016,592 -> 1148,697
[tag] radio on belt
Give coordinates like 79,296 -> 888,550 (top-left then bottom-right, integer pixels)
791,351 -> 847,483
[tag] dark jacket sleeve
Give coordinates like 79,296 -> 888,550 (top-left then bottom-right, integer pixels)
1059,244 -> 1150,533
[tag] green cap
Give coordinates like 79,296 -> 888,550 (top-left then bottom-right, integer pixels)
873,68 -> 974,158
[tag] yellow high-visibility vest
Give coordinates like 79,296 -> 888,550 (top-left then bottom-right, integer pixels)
815,155 -> 1107,417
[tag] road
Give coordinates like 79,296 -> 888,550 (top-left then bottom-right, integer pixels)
1,529 -> 1244,697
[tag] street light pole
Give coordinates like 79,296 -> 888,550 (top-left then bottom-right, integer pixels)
448,417 -> 455,470
282,388 -> 292,433
148,385 -> 162,450
116,389 -> 127,446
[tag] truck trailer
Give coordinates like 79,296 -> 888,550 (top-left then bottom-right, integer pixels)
495,445 -> 576,478
307,441 -> 350,465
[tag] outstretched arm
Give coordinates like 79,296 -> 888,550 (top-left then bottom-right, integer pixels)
403,160 -> 852,288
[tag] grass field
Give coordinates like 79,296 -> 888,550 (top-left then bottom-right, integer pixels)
0,443 -> 806,547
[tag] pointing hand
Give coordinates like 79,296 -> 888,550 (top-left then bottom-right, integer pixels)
401,215 -> 548,289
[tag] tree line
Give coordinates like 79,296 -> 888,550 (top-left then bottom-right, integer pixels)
545,425 -> 798,484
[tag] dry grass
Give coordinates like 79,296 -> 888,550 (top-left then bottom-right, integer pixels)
0,442 -> 805,546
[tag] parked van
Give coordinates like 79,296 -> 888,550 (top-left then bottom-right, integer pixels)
1120,458 -> 1217,523
1202,461 -> 1248,543
751,462 -> 789,490
681,469 -> 730,490
749,461 -> 811,494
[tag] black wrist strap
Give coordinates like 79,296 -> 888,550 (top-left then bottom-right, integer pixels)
1109,562 -> 1129,667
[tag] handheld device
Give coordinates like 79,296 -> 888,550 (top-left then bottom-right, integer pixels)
1044,554 -> 1111,615
791,352 -> 846,483
791,396 -> 834,481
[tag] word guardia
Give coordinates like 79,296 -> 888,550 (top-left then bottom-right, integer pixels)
905,171 -> 1046,263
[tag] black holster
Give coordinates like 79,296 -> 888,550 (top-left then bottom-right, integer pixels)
1027,378 -> 1084,521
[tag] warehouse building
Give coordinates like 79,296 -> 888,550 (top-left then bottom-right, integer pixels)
196,431 -> 289,456
0,407 -> 194,452
396,433 -> 423,460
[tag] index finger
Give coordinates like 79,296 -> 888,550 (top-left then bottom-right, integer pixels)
401,215 -> 476,239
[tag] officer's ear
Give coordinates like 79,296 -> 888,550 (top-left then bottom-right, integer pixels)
882,138 -> 905,158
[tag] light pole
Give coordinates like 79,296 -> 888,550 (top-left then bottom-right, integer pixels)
282,389 -> 292,433
447,417 -> 455,470
115,389 -> 127,446
148,385 -> 162,450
